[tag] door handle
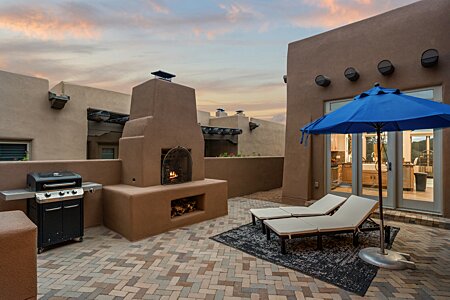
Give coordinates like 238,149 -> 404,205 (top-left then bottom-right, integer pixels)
45,206 -> 62,212
64,204 -> 79,209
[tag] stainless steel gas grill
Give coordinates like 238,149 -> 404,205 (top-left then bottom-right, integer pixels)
27,171 -> 84,253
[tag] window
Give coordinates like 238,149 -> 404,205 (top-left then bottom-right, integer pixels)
100,147 -> 116,159
0,142 -> 30,161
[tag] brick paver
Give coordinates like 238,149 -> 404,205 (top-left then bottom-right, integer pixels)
37,197 -> 450,299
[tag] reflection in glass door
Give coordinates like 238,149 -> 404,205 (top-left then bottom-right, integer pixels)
361,132 -> 389,198
330,134 -> 353,194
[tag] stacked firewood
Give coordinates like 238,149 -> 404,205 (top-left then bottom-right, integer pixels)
171,198 -> 197,218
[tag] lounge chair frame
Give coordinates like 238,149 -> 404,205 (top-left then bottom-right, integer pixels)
251,205 -> 341,234
265,218 -> 391,254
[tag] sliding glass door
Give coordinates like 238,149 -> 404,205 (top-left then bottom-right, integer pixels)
325,86 -> 442,214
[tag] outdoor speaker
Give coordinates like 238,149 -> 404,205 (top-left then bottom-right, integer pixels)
421,49 -> 439,68
377,60 -> 395,75
344,67 -> 360,81
315,75 -> 331,87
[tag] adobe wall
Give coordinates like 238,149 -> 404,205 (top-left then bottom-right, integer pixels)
205,157 -> 284,197
0,71 -> 131,161
283,0 -> 450,217
0,160 -> 122,227
0,71 -> 73,160
209,115 -> 286,156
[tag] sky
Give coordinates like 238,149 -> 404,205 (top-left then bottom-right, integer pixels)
0,0 -> 418,123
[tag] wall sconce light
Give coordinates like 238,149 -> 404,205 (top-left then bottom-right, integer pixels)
344,67 -> 360,81
421,49 -> 439,68
249,122 -> 260,131
377,60 -> 395,75
48,92 -> 70,110
315,75 -> 331,87
283,75 -> 287,84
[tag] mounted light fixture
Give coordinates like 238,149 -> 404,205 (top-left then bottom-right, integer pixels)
344,67 -> 360,81
249,121 -> 260,131
315,75 -> 331,87
377,60 -> 395,75
421,49 -> 439,68
283,75 -> 287,84
48,92 -> 70,110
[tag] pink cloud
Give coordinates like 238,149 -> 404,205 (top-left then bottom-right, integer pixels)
147,0 -> 170,14
0,7 -> 99,40
291,0 -> 407,29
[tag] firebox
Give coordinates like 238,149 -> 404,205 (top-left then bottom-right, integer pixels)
161,147 -> 192,185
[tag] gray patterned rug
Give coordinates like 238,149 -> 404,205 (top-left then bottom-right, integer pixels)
211,220 -> 399,296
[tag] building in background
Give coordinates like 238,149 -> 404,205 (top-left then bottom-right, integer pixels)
198,109 -> 285,157
0,70 -> 285,161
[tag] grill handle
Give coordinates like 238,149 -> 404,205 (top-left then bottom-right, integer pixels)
45,206 -> 62,212
64,204 -> 79,209
43,182 -> 77,189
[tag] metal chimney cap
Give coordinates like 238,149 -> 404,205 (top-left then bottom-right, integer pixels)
151,70 -> 176,81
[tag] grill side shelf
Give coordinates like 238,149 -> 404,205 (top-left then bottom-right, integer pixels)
0,182 -> 102,201
0,189 -> 35,201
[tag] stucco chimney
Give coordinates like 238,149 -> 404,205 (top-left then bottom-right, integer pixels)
215,108 -> 228,117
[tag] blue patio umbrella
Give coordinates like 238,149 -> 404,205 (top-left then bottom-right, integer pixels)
300,83 -> 450,269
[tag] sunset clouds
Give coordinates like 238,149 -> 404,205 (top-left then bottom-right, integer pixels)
0,0 -> 418,122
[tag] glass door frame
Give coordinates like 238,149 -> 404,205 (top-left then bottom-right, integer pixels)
325,85 -> 443,214
396,86 -> 443,214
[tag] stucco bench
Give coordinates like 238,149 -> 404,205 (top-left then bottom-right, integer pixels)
0,210 -> 37,300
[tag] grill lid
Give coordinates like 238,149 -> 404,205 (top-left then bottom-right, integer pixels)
27,171 -> 82,191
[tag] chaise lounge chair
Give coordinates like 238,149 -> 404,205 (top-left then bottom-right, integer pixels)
264,195 -> 390,254
250,194 -> 347,233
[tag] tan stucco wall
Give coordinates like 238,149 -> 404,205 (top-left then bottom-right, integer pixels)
0,71 -> 131,161
205,157 -> 283,197
0,159 -> 122,227
209,115 -> 285,156
282,0 -> 450,216
0,70 -> 76,160
197,110 -> 211,126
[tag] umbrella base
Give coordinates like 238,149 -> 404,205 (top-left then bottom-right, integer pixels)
359,247 -> 416,270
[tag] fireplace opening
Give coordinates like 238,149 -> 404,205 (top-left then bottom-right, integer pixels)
171,194 -> 204,218
161,147 -> 192,185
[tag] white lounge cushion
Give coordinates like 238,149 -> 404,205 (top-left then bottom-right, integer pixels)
250,208 -> 291,220
280,194 -> 346,217
278,206 -> 322,217
331,195 -> 378,227
264,218 -> 318,238
301,216 -> 354,232
308,194 -> 347,214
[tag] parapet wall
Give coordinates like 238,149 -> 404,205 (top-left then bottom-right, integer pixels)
0,160 -> 121,227
0,157 -> 284,227
205,157 -> 284,197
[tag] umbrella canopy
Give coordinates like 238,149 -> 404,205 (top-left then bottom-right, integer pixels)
301,85 -> 450,139
299,84 -> 450,269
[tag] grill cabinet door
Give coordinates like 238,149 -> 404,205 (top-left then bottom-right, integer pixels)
42,202 -> 63,246
63,199 -> 82,239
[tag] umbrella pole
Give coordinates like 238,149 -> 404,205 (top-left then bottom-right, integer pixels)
376,127 -> 386,255
358,126 -> 415,269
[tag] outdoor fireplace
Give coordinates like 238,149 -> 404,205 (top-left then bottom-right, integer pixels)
161,147 -> 192,185
171,194 -> 204,218
104,78 -> 227,241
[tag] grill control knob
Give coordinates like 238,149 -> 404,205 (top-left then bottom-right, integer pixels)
59,191 -> 65,196
45,192 -> 51,198
72,190 -> 78,194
